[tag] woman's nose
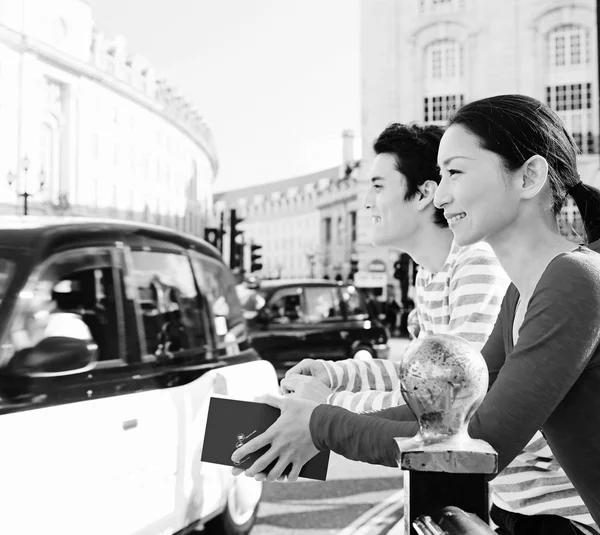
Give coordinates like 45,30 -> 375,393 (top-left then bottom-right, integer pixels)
433,179 -> 451,209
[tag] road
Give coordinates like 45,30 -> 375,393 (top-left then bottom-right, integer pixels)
253,337 -> 411,535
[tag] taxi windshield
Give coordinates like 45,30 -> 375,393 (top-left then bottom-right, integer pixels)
0,257 -> 16,307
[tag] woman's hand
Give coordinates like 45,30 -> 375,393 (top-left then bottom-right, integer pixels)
230,393 -> 320,483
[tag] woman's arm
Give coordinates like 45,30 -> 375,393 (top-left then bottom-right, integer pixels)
468,254 -> 600,473
310,403 -> 418,466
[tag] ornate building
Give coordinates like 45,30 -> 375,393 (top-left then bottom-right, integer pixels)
214,162 -> 361,281
0,0 -> 217,234
357,0 -> 597,293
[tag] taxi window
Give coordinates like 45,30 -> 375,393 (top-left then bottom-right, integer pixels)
341,285 -> 369,319
303,286 -> 343,323
266,287 -> 303,324
189,252 -> 246,352
130,250 -> 207,360
5,249 -> 129,367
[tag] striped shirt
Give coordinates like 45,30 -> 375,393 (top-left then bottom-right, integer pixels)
318,242 -> 596,529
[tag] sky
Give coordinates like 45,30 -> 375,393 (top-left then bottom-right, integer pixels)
92,0 -> 361,193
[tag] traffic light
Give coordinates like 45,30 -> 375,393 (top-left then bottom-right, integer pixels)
394,260 -> 402,280
229,209 -> 244,270
203,212 -> 226,253
204,227 -> 221,250
250,242 -> 263,273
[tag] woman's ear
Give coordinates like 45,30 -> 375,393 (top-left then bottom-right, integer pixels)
416,180 -> 438,211
519,155 -> 548,200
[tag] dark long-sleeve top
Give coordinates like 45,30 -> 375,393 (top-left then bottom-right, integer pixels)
310,246 -> 600,526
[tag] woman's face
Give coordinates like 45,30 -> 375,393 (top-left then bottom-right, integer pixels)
434,124 -> 521,247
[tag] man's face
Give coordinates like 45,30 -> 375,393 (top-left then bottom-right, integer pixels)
363,153 -> 421,248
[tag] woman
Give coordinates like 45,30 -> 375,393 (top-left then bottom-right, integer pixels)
231,95 -> 600,533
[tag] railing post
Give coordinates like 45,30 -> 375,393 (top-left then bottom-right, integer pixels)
394,334 -> 498,535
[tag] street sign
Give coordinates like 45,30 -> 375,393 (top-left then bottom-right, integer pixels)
353,271 -> 388,287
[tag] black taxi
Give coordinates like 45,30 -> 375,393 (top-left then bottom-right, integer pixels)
245,278 -> 390,377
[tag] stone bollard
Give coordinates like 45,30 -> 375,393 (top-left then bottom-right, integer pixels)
395,334 -> 498,535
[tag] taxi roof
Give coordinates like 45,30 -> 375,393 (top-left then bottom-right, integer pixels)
0,216 -> 223,261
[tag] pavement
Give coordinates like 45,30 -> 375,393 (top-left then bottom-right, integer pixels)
386,336 -> 412,363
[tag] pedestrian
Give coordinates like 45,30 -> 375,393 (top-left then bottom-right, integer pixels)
231,96 -> 600,533
384,294 -> 401,336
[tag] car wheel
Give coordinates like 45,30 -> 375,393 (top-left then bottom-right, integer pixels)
352,345 -> 376,361
202,476 -> 263,535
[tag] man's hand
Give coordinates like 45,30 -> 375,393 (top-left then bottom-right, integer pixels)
230,394 -> 320,483
284,359 -> 330,388
281,374 -> 331,403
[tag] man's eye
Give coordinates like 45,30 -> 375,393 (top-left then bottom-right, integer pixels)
373,184 -> 383,191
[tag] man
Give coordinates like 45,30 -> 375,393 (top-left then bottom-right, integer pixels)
282,122 -> 509,412
231,123 -> 596,533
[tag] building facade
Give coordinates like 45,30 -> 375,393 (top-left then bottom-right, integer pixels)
214,163 -> 362,281
0,0 -> 217,234
356,0 -> 598,293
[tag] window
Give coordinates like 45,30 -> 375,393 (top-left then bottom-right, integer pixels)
303,287 -> 343,323
350,211 -> 357,243
190,252 -> 245,352
549,25 -> 590,68
324,217 -> 332,244
337,216 -> 344,245
8,248 -> 135,365
341,285 -> 369,319
546,83 -> 595,154
266,287 -> 304,324
559,197 -> 585,243
0,257 -> 15,305
424,94 -> 465,123
424,39 -> 465,124
427,40 -> 463,79
546,25 -> 596,154
130,250 -> 206,360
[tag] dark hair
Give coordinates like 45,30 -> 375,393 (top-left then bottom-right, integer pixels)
448,94 -> 600,242
373,123 -> 447,228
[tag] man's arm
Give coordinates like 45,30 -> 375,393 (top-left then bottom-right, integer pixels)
327,389 -> 406,412
320,358 -> 402,393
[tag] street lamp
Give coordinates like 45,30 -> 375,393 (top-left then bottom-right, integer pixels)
6,156 -> 46,215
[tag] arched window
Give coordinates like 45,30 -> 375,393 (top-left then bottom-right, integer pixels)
545,24 -> 595,154
549,24 -> 590,68
423,39 -> 465,124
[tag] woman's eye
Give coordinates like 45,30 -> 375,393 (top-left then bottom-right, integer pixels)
448,169 -> 462,177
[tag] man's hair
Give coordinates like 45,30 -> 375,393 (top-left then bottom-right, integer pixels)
373,123 -> 447,228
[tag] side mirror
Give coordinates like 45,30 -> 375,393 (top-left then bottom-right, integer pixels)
8,336 -> 98,377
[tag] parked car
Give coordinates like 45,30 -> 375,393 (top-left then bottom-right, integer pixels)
0,217 -> 279,535
245,279 -> 390,377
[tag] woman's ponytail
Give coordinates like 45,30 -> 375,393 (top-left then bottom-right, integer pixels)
570,182 -> 600,243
